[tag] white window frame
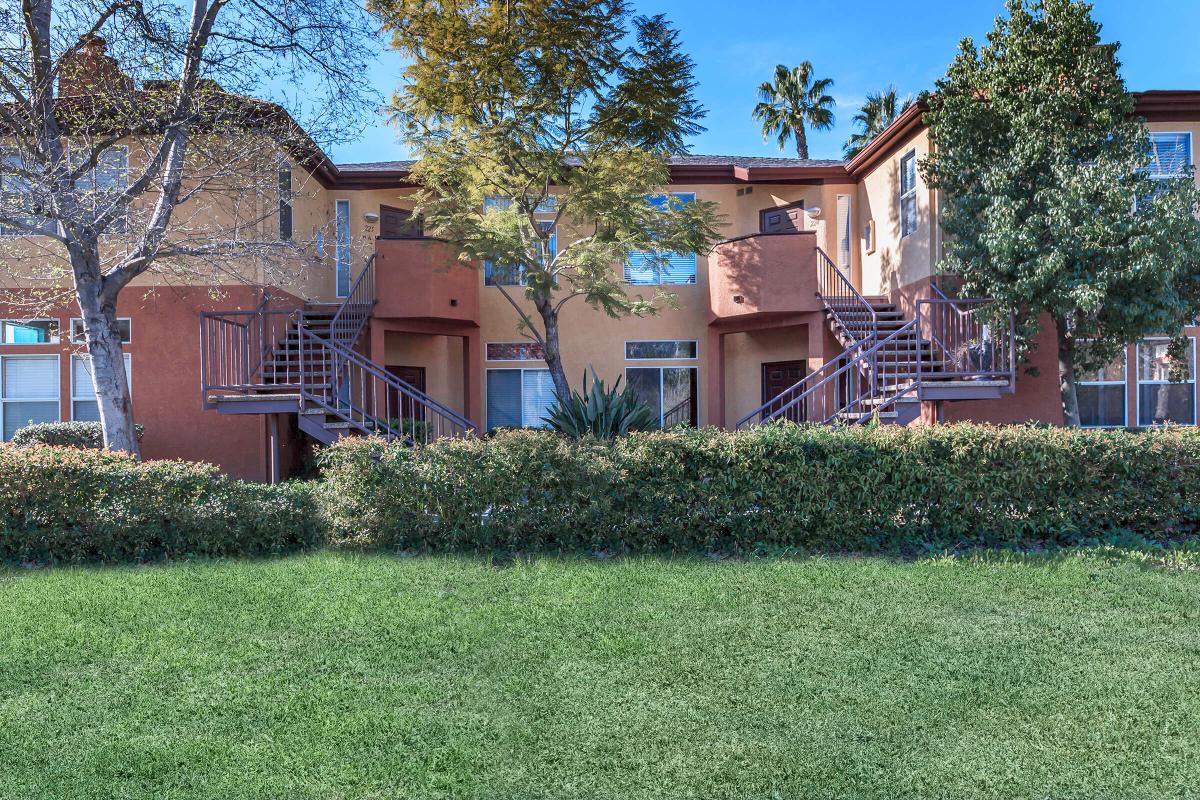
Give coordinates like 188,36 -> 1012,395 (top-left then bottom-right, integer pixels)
0,353 -> 60,440
1135,336 -> 1197,428
624,365 -> 699,428
277,158 -> 293,242
1077,349 -> 1127,429
623,340 -> 699,360
624,192 -> 698,286
69,317 -> 132,345
485,342 -> 547,362
1,318 -> 59,345
899,149 -> 918,238
1148,131 -> 1194,180
335,199 -> 351,298
485,367 -> 555,430
71,353 -> 132,421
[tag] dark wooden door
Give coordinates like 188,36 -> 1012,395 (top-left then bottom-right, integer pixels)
386,365 -> 427,424
762,360 -> 808,423
379,205 -> 423,239
760,203 -> 805,233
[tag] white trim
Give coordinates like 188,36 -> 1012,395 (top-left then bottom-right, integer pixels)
1148,131 -> 1194,178
623,339 -> 699,360
1134,336 -> 1197,427
69,317 -> 132,345
0,353 -> 60,440
899,149 -> 918,238
1077,348 -> 1128,429
484,366 -> 554,430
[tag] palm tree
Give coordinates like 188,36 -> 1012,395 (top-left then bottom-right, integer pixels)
842,87 -> 915,159
753,63 -> 835,160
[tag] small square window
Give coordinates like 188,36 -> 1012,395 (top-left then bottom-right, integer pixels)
70,318 -> 131,345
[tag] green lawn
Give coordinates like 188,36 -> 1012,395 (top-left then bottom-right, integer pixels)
2,550 -> 1199,799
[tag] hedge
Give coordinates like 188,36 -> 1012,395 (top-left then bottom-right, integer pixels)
0,445 -> 321,564
11,420 -> 145,449
318,424 -> 1200,553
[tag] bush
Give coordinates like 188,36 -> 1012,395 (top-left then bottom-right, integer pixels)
0,445 -> 322,564
317,424 -> 1200,554
11,420 -> 145,449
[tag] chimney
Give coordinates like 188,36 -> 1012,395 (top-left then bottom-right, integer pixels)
58,36 -> 134,98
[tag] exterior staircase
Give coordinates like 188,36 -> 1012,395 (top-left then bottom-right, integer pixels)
200,255 -> 475,446
738,249 -> 1015,428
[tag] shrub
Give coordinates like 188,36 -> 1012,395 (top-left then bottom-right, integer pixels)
11,420 -> 145,449
547,370 -> 655,439
0,445 -> 322,564
317,424 -> 1200,554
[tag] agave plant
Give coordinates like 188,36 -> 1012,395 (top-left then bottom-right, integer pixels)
547,370 -> 656,439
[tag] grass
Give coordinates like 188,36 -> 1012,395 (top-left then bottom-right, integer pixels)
2,550 -> 1199,799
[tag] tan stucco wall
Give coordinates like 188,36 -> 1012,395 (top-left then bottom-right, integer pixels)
384,330 -> 467,418
721,325 -> 809,425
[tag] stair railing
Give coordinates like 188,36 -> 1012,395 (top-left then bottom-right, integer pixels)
298,327 -> 475,444
816,247 -> 878,346
916,283 -> 1016,385
199,292 -> 303,406
736,318 -> 922,428
329,254 -> 376,352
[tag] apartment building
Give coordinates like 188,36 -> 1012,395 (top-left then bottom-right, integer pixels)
1,66 -> 1196,480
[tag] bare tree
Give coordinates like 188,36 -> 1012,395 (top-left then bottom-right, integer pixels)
0,0 -> 379,453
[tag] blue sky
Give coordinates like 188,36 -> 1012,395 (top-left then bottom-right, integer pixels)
328,0 -> 1200,165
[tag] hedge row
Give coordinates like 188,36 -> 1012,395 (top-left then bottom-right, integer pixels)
318,424 -> 1200,553
0,445 -> 320,564
11,421 -> 144,449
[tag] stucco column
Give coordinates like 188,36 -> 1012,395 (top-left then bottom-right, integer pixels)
706,327 -> 725,429
463,329 -> 482,429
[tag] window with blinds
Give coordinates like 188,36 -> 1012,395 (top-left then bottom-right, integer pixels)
899,150 -> 918,237
485,222 -> 556,287
836,194 -> 852,273
1148,132 -> 1193,179
625,193 -> 698,285
486,368 -> 555,430
71,354 -> 132,422
1,356 -> 59,440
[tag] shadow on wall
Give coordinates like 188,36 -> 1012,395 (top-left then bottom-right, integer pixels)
708,233 -> 820,319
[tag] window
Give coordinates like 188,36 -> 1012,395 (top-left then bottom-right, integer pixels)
1137,337 -> 1196,426
486,342 -> 546,361
0,152 -> 55,236
335,199 -> 351,297
70,318 -> 131,345
1078,352 -> 1126,428
278,162 -> 293,241
625,193 -> 698,285
899,150 -> 918,237
486,368 -> 555,430
625,340 -> 698,360
485,221 -> 556,287
1,356 -> 59,440
1,319 -> 58,344
483,195 -> 557,213
626,366 -> 697,428
71,354 -> 131,421
78,146 -> 128,233
836,194 -> 852,272
1148,132 -> 1193,180
863,219 -> 876,255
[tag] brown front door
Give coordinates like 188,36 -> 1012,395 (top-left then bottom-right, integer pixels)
760,202 -> 805,233
762,360 -> 808,423
386,365 -> 427,423
379,205 -> 423,239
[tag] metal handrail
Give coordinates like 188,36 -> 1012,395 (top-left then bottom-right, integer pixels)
916,297 -> 1016,382
815,247 -> 877,347
329,254 -> 376,351
298,327 -> 476,441
736,335 -> 874,428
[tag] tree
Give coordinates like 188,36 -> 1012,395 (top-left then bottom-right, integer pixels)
0,0 -> 378,453
373,0 -> 723,402
921,0 -> 1200,426
842,87 -> 914,159
752,62 -> 835,160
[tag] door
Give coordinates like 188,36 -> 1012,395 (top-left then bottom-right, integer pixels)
762,360 -> 808,423
760,202 -> 805,233
386,365 -> 427,428
379,205 -> 422,239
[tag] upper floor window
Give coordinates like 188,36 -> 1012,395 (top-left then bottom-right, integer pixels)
278,161 -> 293,241
626,193 -> 697,285
485,220 -> 556,287
899,150 -> 918,237
0,152 -> 55,236
75,146 -> 129,234
1147,132 -> 1193,180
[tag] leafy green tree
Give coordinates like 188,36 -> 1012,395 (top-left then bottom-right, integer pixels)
843,87 -> 914,159
373,0 -> 723,401
753,63 -> 835,160
921,0 -> 1200,426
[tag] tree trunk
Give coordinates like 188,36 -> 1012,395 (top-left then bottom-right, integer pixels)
1056,318 -> 1081,428
794,124 -> 809,160
534,298 -> 571,402
71,246 -> 140,455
